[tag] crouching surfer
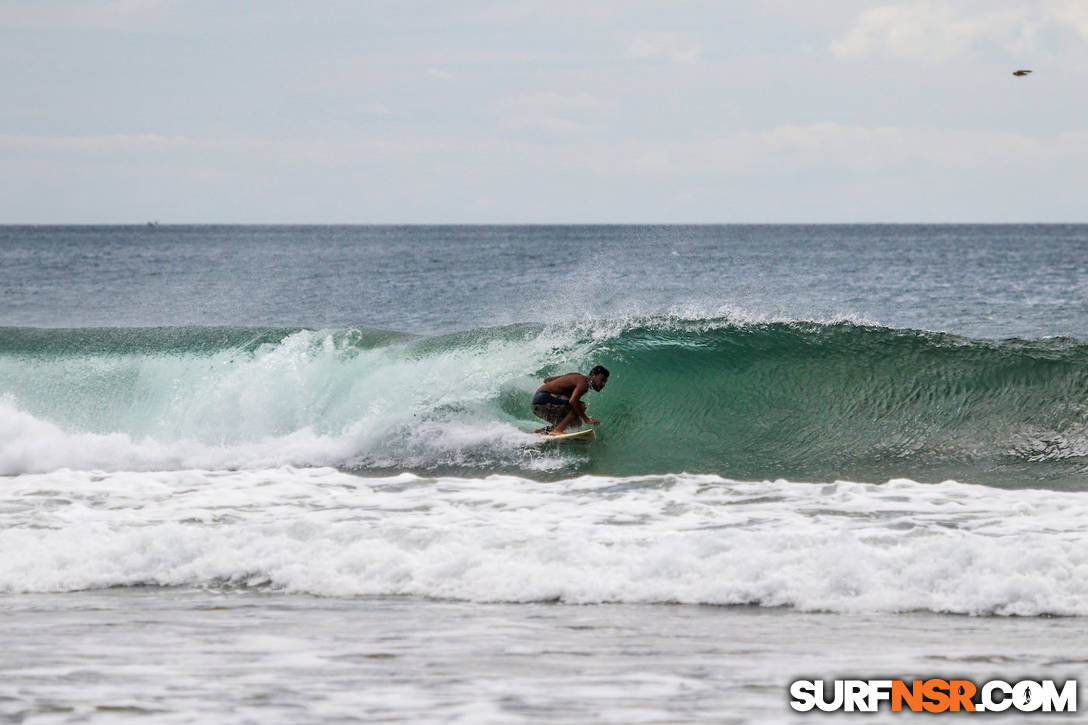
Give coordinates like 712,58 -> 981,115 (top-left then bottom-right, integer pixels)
532,365 -> 609,435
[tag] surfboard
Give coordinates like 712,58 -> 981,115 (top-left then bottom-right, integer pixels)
537,428 -> 596,443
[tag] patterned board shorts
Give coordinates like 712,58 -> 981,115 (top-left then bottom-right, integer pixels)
531,390 -> 571,425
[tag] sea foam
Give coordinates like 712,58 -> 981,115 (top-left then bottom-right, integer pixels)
2,469 -> 1087,616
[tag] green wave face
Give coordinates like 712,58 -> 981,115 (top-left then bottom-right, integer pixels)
4,320 -> 1088,487
577,321 -> 1088,487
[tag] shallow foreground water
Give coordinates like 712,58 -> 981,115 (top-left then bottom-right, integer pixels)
3,589 -> 1085,724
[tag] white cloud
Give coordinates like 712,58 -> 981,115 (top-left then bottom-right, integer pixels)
426,67 -> 455,80
0,133 -> 433,177
0,0 -> 171,31
358,102 -> 391,116
629,148 -> 671,172
595,123 -> 1086,177
758,123 -> 1049,171
627,32 -> 701,64
4,124 -> 1087,222
6,122 -> 1086,178
1048,0 -> 1088,38
500,92 -> 605,113
0,133 -> 189,153
831,0 -> 1088,62
832,2 -> 1023,61
496,92 -> 606,134
477,0 -> 618,21
513,116 -> 590,134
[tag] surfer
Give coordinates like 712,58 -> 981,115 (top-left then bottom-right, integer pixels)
532,366 -> 609,436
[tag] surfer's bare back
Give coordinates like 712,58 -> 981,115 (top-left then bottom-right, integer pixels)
532,366 -> 609,436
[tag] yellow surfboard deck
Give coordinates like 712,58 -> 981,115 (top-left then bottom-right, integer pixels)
537,428 -> 596,443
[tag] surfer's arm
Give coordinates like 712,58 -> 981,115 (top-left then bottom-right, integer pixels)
566,380 -> 587,408
567,382 -> 600,426
580,410 -> 600,426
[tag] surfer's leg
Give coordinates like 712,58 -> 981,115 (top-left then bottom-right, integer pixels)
533,402 -> 566,434
550,408 -> 579,435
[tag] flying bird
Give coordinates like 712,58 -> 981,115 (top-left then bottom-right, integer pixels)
1013,69 -> 1032,76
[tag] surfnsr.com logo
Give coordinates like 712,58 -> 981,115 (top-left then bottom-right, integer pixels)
789,679 -> 1077,713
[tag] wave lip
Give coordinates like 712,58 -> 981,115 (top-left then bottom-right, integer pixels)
2,469 -> 1087,617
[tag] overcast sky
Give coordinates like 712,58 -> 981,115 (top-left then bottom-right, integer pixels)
1,0 -> 1086,223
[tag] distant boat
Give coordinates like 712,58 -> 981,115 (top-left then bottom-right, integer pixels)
147,221 -> 160,229
1013,69 -> 1032,77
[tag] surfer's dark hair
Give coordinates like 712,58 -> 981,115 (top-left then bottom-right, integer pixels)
590,365 -> 609,378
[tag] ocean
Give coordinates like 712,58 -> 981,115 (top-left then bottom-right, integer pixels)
2,224 -> 1087,722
